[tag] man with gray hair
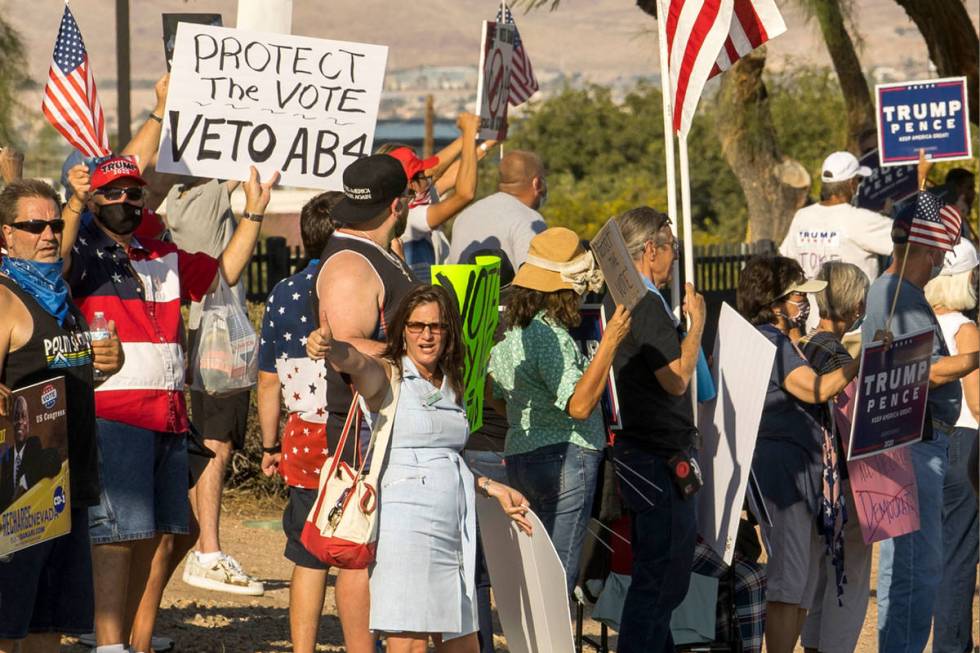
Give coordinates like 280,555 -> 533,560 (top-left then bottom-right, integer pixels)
448,150 -> 547,270
780,151 -> 895,284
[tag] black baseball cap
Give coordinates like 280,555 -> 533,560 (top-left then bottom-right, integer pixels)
332,155 -> 408,224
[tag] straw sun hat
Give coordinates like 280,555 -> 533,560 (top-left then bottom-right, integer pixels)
513,227 -> 604,294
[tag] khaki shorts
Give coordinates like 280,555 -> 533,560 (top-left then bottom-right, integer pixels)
760,497 -> 823,609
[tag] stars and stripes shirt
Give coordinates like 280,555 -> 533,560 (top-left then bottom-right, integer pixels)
67,215 -> 219,434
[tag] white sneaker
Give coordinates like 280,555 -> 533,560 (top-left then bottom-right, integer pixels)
76,634 -> 174,651
181,551 -> 264,596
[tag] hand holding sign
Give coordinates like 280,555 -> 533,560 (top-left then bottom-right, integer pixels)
603,305 -> 632,347
683,283 -> 706,330
243,165 -> 280,215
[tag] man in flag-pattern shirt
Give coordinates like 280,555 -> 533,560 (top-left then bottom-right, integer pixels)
257,191 -> 342,652
62,156 -> 278,653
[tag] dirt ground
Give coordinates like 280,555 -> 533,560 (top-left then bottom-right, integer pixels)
57,495 -> 977,653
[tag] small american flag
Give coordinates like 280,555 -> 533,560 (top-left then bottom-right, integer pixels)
497,5 -> 539,107
910,191 -> 962,252
42,6 -> 110,159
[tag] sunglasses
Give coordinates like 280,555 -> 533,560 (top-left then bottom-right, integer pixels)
9,219 -> 65,235
405,321 -> 448,335
94,187 -> 144,202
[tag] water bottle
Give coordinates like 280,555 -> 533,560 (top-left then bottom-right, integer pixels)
89,311 -> 109,381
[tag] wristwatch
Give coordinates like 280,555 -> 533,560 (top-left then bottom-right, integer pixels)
243,211 -> 265,223
262,444 -> 281,454
149,113 -> 163,124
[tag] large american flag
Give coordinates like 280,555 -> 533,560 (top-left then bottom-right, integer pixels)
660,0 -> 786,136
910,191 -> 962,252
42,6 -> 110,159
497,5 -> 539,106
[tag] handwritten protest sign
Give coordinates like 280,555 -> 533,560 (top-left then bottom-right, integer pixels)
568,304 -> 621,429
876,77 -> 973,167
476,495 -> 575,653
0,378 -> 69,556
157,24 -> 387,189
432,257 -> 502,431
855,148 -> 917,212
590,220 -> 647,311
475,21 -> 515,141
848,328 -> 932,460
697,304 -> 775,564
162,14 -> 222,71
834,381 -> 920,544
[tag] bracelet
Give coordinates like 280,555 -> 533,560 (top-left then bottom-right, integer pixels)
479,477 -> 492,498
64,202 -> 81,215
149,113 -> 163,124
242,211 -> 264,223
262,444 -> 281,454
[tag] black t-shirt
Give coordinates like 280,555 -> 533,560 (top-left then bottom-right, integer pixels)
603,291 -> 696,457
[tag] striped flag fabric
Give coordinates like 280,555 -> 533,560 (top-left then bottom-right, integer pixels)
497,5 -> 539,106
42,6 -> 110,159
660,0 -> 786,136
909,191 -> 962,252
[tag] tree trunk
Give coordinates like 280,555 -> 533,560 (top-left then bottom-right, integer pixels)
893,0 -> 979,125
811,0 -> 875,151
715,47 -> 811,243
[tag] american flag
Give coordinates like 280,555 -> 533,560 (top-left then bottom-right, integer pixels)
42,6 -> 110,159
910,191 -> 962,252
660,0 -> 786,136
497,5 -> 539,106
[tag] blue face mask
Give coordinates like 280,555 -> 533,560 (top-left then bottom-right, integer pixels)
0,257 -> 70,325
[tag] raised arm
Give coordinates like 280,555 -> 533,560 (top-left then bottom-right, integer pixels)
567,305 -> 631,420
60,164 -> 91,271
317,308 -> 390,410
422,113 -> 480,230
121,73 -> 169,172
654,284 -> 706,396
213,166 -> 279,290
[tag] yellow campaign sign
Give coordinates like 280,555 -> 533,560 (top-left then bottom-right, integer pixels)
432,257 -> 501,431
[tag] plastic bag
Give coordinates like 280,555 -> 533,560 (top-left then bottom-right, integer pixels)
191,277 -> 258,396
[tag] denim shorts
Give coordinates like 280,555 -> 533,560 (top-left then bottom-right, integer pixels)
282,487 -> 328,571
0,508 -> 93,639
88,419 -> 190,544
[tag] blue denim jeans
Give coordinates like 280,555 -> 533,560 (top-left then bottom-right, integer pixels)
505,442 -> 602,598
933,426 -> 979,653
612,441 -> 698,653
463,449 -> 509,653
877,428 -> 949,653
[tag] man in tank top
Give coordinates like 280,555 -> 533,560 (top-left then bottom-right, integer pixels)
305,154 -> 417,653
0,179 -> 122,653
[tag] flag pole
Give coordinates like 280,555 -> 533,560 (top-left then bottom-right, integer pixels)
679,131 -> 698,411
655,0 -> 681,311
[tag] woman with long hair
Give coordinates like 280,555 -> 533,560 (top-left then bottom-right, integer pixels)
488,227 -> 631,599
315,283 -> 531,652
736,256 -> 859,653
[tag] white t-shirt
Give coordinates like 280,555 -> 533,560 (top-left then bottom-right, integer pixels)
400,204 -> 450,264
448,192 -> 547,269
937,311 -> 979,429
779,202 -> 894,283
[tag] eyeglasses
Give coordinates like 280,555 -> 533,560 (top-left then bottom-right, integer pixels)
405,321 -> 448,335
94,187 -> 144,202
9,219 -> 65,235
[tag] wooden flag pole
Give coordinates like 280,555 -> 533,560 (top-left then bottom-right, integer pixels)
679,131 -> 698,410
655,0 -> 681,311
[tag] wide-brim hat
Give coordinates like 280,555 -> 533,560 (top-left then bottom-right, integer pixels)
333,155 -> 408,224
513,227 -> 604,294
778,278 -> 828,297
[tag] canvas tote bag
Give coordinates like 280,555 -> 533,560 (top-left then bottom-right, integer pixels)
301,373 -> 401,569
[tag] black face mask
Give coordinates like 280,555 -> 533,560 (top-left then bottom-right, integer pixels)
96,203 -> 143,235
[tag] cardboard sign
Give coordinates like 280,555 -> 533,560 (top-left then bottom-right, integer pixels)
0,377 -> 70,556
876,77 -> 973,167
475,494 -> 575,653
475,21 -> 515,141
236,0 -> 292,35
432,257 -> 502,431
834,380 -> 920,544
157,24 -> 387,190
567,304 -> 621,430
162,14 -> 223,71
848,328 -> 932,460
590,220 -> 647,311
855,149 -> 918,212
696,304 -> 775,564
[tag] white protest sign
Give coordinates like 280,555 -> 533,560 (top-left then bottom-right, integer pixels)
475,495 -> 575,653
475,21 -> 515,141
590,219 -> 647,311
696,303 -> 775,564
237,0 -> 292,35
157,24 -> 387,190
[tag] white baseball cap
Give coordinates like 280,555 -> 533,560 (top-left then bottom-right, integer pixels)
821,151 -> 872,183
941,239 -> 979,276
